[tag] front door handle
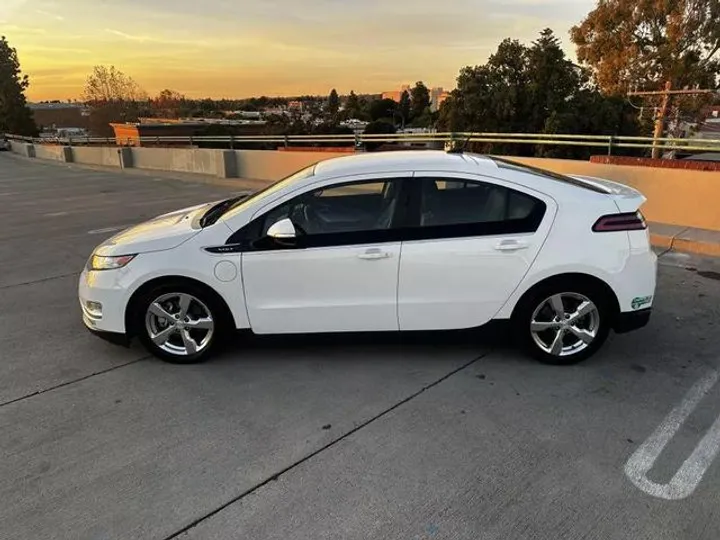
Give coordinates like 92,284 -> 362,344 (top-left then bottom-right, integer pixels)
494,239 -> 529,252
358,248 -> 392,260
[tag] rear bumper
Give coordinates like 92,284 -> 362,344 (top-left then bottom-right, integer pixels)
614,308 -> 651,334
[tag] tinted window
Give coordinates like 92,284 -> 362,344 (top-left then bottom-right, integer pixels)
410,178 -> 545,238
231,179 -> 406,250
263,180 -> 399,236
419,178 -> 543,227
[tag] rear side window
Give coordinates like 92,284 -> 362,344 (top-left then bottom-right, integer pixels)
413,178 -> 546,238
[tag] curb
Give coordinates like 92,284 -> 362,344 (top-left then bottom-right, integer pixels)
649,222 -> 720,258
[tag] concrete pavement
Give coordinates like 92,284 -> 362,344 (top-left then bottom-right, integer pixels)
2,153 -> 720,540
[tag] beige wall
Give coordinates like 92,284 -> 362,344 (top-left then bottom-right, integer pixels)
33,145 -> 67,161
233,150 -> 340,181
131,148 -> 219,176
506,157 -> 720,231
14,142 -> 720,231
72,147 -> 122,167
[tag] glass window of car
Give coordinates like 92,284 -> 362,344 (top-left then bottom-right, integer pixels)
258,179 -> 402,238
417,177 -> 545,231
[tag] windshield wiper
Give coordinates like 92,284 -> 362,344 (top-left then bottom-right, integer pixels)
199,195 -> 248,228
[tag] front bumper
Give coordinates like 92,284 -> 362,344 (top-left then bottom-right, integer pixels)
614,308 -> 651,334
78,268 -> 132,334
84,324 -> 130,347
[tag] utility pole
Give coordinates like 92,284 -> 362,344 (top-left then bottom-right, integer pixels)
628,82 -> 714,159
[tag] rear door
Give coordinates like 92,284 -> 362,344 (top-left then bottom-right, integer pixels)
398,173 -> 556,331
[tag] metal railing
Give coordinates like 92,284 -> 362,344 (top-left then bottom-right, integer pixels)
7,131 -> 720,154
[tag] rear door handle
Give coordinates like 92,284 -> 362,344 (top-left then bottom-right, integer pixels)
494,239 -> 529,252
358,248 -> 392,260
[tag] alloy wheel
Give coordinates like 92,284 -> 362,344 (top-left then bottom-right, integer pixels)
145,292 -> 214,356
530,292 -> 600,357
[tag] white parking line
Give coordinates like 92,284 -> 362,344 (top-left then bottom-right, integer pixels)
625,369 -> 720,500
87,226 -> 126,235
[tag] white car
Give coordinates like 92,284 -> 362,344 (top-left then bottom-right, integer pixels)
79,151 -> 657,365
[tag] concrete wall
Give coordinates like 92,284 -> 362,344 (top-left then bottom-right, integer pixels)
131,148 -> 218,176
233,149 -> 340,181
72,146 -> 123,167
507,157 -> 720,231
12,141 -> 720,231
33,145 -> 68,162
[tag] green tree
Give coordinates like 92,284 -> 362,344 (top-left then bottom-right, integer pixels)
327,88 -> 340,120
83,65 -> 147,136
410,81 -> 431,122
345,90 -> 361,118
0,36 -> 37,136
368,98 -> 398,122
363,120 -> 396,151
571,0 -> 720,95
398,90 -> 411,128
438,29 -> 639,157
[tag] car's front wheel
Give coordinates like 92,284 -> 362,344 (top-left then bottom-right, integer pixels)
516,281 -> 611,365
136,284 -> 226,363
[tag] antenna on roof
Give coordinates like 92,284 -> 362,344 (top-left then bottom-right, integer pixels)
446,135 -> 472,154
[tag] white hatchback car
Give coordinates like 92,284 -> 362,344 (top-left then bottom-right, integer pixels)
79,151 -> 656,365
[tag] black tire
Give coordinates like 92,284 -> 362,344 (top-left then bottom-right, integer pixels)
134,281 -> 230,364
513,278 -> 612,365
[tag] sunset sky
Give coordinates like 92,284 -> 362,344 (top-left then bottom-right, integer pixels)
2,0 -> 595,101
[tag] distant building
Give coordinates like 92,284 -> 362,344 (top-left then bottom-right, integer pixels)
111,118 -> 266,146
430,87 -> 450,112
382,85 -> 411,102
382,85 -> 450,111
29,102 -> 90,132
287,100 -> 303,112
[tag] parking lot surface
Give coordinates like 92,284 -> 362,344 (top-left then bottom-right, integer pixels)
2,153 -> 720,540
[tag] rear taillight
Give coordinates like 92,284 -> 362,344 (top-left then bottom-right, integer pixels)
592,211 -> 647,232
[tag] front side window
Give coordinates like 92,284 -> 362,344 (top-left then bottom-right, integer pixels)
235,178 -> 405,249
413,177 -> 546,237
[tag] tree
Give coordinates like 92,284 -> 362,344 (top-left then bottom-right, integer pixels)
368,98 -> 397,122
438,29 -> 639,158
363,120 -> 396,151
345,90 -> 361,118
327,88 -> 340,120
0,36 -> 37,136
571,0 -> 720,95
398,90 -> 411,127
83,65 -> 147,137
151,89 -> 186,118
410,81 -> 431,121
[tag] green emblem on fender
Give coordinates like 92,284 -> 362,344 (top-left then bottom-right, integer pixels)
631,296 -> 653,310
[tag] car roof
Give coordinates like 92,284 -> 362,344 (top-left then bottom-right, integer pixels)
312,150 -> 609,197
313,150 -> 499,176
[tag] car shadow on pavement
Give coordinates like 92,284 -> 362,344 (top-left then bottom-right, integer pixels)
214,321 -> 515,361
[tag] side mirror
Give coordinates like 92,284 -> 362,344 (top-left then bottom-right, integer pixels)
267,218 -> 296,240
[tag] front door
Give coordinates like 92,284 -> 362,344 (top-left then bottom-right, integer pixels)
398,174 -> 555,331
241,176 -> 408,334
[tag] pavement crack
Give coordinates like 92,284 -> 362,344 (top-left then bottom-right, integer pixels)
0,356 -> 150,408
164,350 -> 491,539
0,271 -> 81,290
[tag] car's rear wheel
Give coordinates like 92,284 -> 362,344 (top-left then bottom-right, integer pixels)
136,284 -> 226,363
516,281 -> 611,365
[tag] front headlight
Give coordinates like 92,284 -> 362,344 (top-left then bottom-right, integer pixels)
88,254 -> 136,271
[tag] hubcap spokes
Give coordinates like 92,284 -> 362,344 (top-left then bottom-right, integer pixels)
145,292 -> 214,356
530,293 -> 599,357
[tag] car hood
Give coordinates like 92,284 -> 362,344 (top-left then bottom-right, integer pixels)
94,201 -> 216,256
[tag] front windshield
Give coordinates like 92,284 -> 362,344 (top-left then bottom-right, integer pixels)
220,164 -> 317,221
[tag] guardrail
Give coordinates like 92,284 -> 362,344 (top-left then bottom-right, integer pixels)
7,132 -> 720,154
